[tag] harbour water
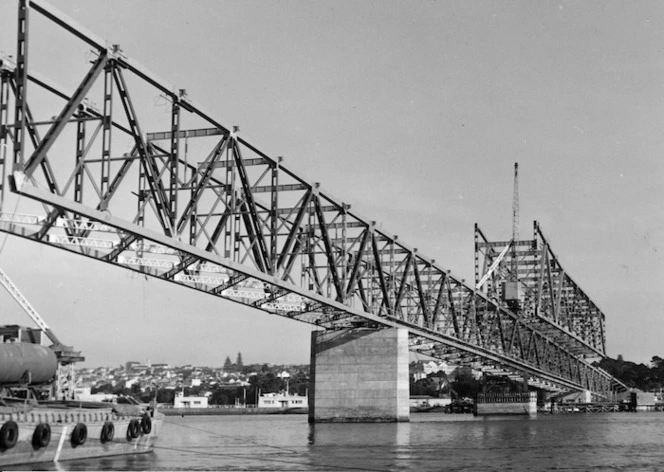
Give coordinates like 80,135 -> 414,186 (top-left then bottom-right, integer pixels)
8,412 -> 664,471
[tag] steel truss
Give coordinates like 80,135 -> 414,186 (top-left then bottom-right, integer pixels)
475,222 -> 607,359
0,0 -> 618,396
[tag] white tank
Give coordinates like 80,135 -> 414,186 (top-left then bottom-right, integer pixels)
0,342 -> 58,385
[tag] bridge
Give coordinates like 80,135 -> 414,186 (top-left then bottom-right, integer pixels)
0,0 -> 623,422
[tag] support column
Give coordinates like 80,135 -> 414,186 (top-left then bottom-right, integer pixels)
309,327 -> 409,423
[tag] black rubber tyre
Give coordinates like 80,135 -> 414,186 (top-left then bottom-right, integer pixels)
140,414 -> 152,434
71,422 -> 87,447
0,421 -> 18,450
100,421 -> 115,443
32,423 -> 51,448
126,419 -> 140,440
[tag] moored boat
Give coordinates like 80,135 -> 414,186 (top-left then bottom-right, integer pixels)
0,326 -> 163,467
0,401 -> 163,466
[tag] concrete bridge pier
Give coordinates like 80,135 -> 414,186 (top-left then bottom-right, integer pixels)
308,327 -> 410,423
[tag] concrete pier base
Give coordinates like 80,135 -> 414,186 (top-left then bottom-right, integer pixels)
308,328 -> 409,423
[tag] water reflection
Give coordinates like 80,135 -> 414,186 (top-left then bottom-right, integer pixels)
7,413 -> 664,471
307,421 -> 412,471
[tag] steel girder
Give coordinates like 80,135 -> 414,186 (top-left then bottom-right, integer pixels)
474,223 -> 607,359
0,0 -> 617,396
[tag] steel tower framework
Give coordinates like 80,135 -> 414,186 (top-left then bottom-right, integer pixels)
475,222 -> 607,359
0,0 -> 619,396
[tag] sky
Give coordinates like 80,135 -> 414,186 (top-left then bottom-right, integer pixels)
0,0 -> 662,368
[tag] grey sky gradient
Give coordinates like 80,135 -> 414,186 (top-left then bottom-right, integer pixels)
0,0 -> 662,367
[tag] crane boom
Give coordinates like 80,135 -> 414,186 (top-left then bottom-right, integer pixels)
0,266 -> 61,345
512,162 -> 519,244
476,240 -> 513,290
0,266 -> 83,399
511,162 -> 519,282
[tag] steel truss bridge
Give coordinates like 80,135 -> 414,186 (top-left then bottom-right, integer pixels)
0,0 -> 623,397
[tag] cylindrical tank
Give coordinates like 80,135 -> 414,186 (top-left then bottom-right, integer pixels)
0,343 -> 58,385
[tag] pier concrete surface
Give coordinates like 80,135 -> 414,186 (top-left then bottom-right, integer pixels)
308,328 -> 409,423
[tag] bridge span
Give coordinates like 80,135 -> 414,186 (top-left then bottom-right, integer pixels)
0,0 -> 622,421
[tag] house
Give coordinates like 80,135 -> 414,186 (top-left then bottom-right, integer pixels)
173,391 -> 209,408
258,392 -> 308,409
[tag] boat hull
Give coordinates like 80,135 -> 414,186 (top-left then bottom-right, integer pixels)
0,408 -> 162,466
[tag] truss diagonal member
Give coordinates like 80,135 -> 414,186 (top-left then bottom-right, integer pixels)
112,66 -> 174,236
162,254 -> 199,280
276,189 -> 313,273
431,273 -> 447,328
313,194 -> 344,302
103,233 -> 138,262
493,304 -> 508,354
344,224 -> 372,299
204,206 -> 235,253
210,273 -> 249,295
24,51 -> 108,176
394,251 -> 413,315
34,208 -> 62,241
251,287 -> 291,308
287,301 -> 323,319
100,146 -> 138,212
175,136 -> 229,235
371,233 -> 393,315
13,83 -> 61,195
279,231 -> 303,282
231,139 -> 271,273
238,199 -> 268,272
413,257 -> 432,327
447,276 -> 461,337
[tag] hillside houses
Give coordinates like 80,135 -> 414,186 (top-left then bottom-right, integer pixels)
76,360 -> 309,405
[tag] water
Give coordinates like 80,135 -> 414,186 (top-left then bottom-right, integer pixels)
9,412 -> 664,471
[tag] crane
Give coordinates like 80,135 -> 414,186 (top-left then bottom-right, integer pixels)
511,162 -> 519,282
0,266 -> 83,399
502,162 -> 522,311
475,163 -> 520,296
0,267 -> 62,346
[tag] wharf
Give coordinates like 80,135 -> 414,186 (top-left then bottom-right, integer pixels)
550,402 -> 664,413
160,406 -> 307,416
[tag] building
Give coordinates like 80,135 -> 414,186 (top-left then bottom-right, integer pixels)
409,395 -> 452,409
258,392 -> 308,409
173,391 -> 209,408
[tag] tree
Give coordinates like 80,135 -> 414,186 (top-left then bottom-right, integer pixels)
410,376 -> 439,396
223,356 -> 232,371
156,389 -> 175,404
236,352 -> 243,368
449,368 -> 481,399
209,387 -> 244,406
597,355 -> 661,391
92,383 -> 114,394
246,372 -> 285,405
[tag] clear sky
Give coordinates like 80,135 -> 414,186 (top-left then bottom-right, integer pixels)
0,0 -> 662,367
